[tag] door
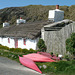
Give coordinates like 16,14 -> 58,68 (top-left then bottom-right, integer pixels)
14,38 -> 18,48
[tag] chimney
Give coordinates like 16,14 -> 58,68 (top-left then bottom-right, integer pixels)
48,5 -> 64,22
16,17 -> 26,25
20,17 -> 22,19
56,5 -> 59,9
3,21 -> 9,27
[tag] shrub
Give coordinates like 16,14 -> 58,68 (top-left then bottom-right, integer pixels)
50,52 -> 55,57
3,46 -> 9,50
10,48 -> 22,53
0,45 -> 9,50
9,48 -> 15,52
29,48 -> 36,53
22,48 -> 29,54
35,50 -> 40,53
56,54 -> 58,57
0,44 -> 38,54
50,52 -> 53,55
64,55 -> 70,61
37,39 -> 47,52
14,48 -> 22,53
66,33 -> 75,56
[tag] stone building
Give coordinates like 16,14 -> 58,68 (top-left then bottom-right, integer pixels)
41,19 -> 75,55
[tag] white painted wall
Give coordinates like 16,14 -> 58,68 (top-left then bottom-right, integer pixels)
9,38 -> 15,48
48,9 -> 64,22
0,37 -> 15,48
18,38 -> 38,50
0,37 -> 38,50
0,37 -> 3,45
26,39 -> 38,50
41,28 -> 45,40
48,10 -> 55,21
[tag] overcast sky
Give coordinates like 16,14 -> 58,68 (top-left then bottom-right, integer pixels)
0,0 -> 75,9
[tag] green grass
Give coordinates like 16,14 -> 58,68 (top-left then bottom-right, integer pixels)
0,49 -> 24,62
0,49 -> 75,75
36,60 -> 75,75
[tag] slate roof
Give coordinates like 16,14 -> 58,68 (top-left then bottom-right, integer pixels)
0,21 -> 51,39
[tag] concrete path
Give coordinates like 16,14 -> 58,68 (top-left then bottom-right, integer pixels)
0,57 -> 44,75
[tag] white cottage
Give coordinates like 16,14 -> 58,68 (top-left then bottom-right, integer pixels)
0,5 -> 65,50
0,21 -> 50,50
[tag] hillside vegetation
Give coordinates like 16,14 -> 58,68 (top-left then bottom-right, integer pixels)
0,5 -> 75,25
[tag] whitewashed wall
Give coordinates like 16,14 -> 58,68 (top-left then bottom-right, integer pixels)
9,38 -> 15,48
0,37 -> 15,48
0,37 -> 3,45
0,37 -> 38,50
18,38 -> 38,50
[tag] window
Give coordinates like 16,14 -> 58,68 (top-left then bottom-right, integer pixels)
24,39 -> 26,45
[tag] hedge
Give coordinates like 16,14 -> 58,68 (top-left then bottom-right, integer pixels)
0,44 -> 38,54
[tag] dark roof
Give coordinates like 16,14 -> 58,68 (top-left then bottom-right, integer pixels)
0,21 -> 51,39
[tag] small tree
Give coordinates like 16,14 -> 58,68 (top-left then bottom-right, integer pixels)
37,39 -> 47,52
66,33 -> 75,56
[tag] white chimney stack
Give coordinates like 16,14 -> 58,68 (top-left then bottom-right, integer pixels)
48,5 -> 64,22
3,21 -> 10,27
16,17 -> 26,25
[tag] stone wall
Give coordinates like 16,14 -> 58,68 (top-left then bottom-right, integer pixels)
41,19 -> 75,55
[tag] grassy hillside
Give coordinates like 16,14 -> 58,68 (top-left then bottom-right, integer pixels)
0,5 -> 75,25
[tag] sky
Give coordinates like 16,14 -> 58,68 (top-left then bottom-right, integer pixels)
0,0 -> 75,9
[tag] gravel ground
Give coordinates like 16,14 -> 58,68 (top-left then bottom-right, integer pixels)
0,57 -> 44,75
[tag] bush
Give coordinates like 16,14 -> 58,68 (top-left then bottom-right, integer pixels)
9,48 -> 22,53
14,48 -> 22,53
29,48 -> 36,53
0,45 -> 9,50
22,48 -> 29,54
64,55 -> 70,61
37,39 -> 47,52
66,33 -> 75,56
3,46 -> 9,50
0,44 -> 38,54
50,52 -> 53,55
9,48 -> 15,52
